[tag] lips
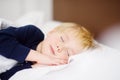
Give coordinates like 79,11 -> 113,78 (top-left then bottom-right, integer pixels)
49,45 -> 55,55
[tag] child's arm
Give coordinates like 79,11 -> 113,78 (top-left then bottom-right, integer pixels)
26,49 -> 68,67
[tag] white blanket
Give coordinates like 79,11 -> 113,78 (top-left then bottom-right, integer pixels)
10,43 -> 120,80
0,55 -> 17,73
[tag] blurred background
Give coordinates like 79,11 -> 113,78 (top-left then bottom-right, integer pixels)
0,0 -> 120,50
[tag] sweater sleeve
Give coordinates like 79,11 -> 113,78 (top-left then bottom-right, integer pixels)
0,25 -> 44,63
15,25 -> 44,49
0,28 -> 30,63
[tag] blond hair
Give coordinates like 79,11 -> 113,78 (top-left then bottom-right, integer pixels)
53,22 -> 94,50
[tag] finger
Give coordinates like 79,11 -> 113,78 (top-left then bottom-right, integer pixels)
54,59 -> 68,65
55,55 -> 69,60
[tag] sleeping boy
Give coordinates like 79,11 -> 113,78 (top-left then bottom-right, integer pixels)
0,22 -> 94,80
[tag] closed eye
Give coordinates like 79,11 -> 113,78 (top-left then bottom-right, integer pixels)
67,50 -> 70,56
60,36 -> 64,42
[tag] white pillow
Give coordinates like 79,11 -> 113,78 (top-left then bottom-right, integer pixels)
15,11 -> 45,27
40,21 -> 62,36
0,13 -> 62,35
14,11 -> 62,36
0,18 -> 14,29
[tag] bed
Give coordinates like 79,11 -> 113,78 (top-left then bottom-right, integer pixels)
10,43 -> 120,80
0,13 -> 120,80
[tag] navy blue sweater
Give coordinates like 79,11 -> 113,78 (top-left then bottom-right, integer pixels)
0,25 -> 44,80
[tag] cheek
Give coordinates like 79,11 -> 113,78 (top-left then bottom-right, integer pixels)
41,42 -> 49,55
46,35 -> 55,42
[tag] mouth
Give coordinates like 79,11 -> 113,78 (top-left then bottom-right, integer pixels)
49,45 -> 55,55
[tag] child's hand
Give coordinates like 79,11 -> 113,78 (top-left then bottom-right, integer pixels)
26,49 -> 68,66
36,54 -> 68,66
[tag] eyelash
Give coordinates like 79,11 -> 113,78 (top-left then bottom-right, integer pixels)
67,50 -> 70,56
60,36 -> 70,56
60,36 -> 64,42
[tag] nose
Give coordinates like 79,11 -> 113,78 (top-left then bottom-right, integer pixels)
56,45 -> 69,59
56,45 -> 62,53
56,45 -> 67,53
56,43 -> 66,53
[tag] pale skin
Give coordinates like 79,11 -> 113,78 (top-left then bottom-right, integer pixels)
26,28 -> 82,68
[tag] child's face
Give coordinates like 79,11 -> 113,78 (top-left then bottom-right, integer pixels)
40,29 -> 82,59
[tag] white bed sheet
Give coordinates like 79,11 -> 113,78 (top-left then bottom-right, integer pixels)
10,43 -> 120,80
